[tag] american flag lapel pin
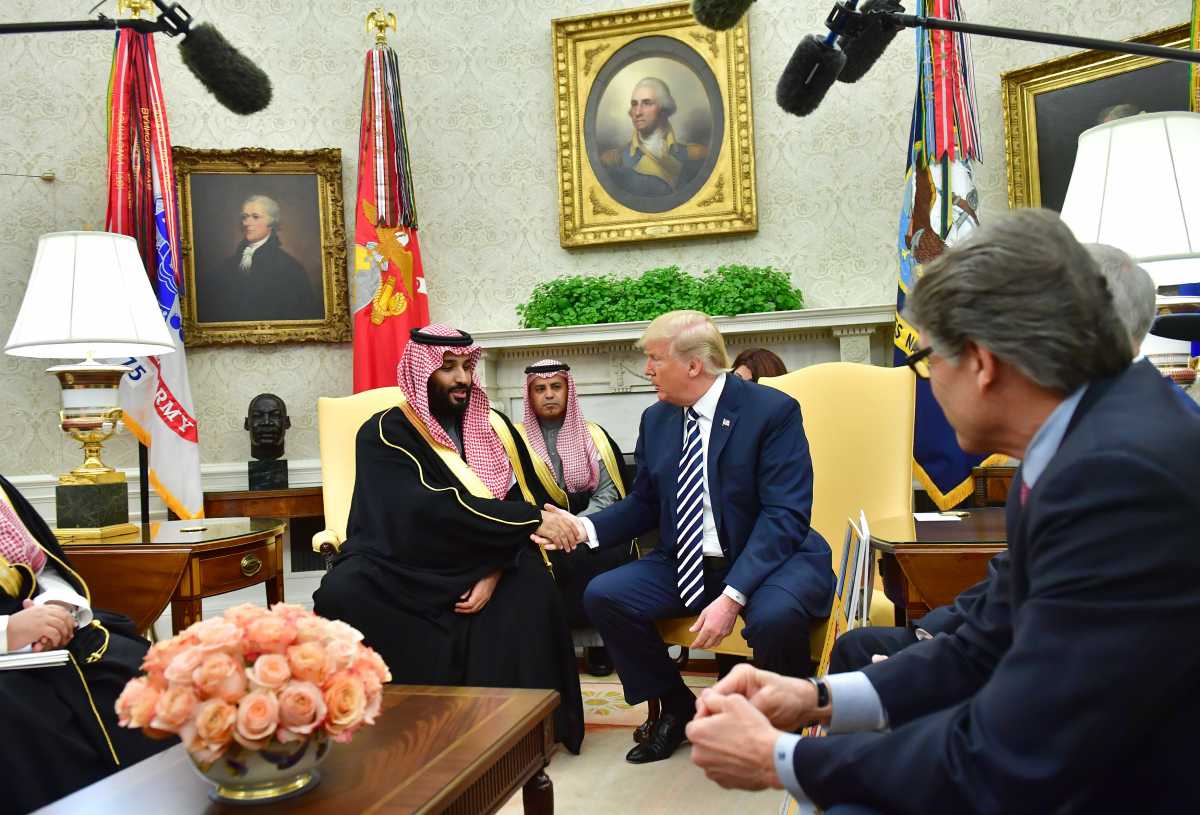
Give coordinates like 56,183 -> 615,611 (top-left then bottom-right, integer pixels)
721,418 -> 730,428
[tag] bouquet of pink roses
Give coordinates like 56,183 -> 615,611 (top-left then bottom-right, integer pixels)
115,603 -> 391,767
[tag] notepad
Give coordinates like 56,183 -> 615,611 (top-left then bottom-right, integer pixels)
914,512 -> 964,522
0,649 -> 70,671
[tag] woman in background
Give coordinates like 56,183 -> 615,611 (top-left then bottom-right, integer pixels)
731,347 -> 787,382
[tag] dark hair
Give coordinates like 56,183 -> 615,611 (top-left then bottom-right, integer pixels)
730,348 -> 787,381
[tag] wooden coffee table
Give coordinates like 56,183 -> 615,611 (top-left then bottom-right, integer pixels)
35,686 -> 559,814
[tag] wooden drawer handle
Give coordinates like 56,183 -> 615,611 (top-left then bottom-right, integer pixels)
240,554 -> 263,577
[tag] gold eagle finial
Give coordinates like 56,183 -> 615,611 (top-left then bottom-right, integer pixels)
367,9 -> 398,45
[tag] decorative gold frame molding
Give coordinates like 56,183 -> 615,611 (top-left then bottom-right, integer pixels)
552,2 -> 757,248
1192,13 -> 1199,112
173,147 -> 350,346
1001,23 -> 1193,210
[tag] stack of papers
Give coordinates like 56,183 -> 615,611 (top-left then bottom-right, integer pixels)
0,650 -> 70,671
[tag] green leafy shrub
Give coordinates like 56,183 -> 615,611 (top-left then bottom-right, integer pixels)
516,264 -> 803,329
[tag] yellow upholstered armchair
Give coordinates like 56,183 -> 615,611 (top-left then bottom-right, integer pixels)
311,387 -> 406,565
761,362 -> 915,633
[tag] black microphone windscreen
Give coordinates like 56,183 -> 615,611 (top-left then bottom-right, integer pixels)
178,24 -> 272,115
837,0 -> 905,83
692,0 -> 756,31
776,35 -> 846,117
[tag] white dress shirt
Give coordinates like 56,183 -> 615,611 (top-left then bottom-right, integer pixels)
580,373 -> 747,607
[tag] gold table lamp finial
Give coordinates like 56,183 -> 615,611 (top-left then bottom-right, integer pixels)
367,8 -> 397,45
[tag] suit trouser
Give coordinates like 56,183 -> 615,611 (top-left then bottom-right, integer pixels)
827,625 -> 917,674
583,548 -> 815,705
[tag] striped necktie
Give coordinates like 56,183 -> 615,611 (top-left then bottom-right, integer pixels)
676,407 -> 706,610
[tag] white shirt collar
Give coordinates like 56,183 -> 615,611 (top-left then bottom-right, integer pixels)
243,236 -> 270,253
689,372 -> 726,420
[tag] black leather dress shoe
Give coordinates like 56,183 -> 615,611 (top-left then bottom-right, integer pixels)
585,646 -> 614,677
625,711 -> 690,763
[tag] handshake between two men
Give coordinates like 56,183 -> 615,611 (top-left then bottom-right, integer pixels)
531,504 -> 742,651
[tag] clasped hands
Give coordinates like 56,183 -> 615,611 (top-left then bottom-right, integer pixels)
530,504 -> 588,552
6,599 -> 76,652
686,664 -> 826,791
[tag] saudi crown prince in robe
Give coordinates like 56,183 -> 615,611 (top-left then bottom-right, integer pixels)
312,325 -> 584,753
541,310 -> 834,764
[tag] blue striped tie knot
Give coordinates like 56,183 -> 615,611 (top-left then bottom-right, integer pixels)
676,406 -> 706,610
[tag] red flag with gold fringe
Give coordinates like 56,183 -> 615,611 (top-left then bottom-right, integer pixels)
351,42 -> 430,392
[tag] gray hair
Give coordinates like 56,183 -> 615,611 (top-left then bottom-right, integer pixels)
633,77 -> 677,118
1085,243 -> 1156,352
243,194 -> 280,228
638,310 -> 730,375
904,208 -> 1130,393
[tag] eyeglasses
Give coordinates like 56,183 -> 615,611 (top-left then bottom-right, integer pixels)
904,346 -> 933,379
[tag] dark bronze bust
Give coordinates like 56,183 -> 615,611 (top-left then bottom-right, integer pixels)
245,393 -> 290,462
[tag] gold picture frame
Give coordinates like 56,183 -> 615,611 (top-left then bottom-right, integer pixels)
173,147 -> 350,346
1002,23 -> 1195,211
551,2 -> 757,248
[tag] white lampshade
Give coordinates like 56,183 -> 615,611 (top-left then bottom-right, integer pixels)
1060,112 -> 1200,359
4,231 -> 176,359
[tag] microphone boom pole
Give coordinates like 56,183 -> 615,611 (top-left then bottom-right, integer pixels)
0,17 -> 162,35
875,11 -> 1200,66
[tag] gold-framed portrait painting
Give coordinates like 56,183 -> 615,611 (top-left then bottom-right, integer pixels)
552,2 -> 757,247
1002,22 -> 1196,211
173,147 -> 350,346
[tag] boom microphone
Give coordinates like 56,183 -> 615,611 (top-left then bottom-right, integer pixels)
178,23 -> 272,115
691,0 -> 757,31
837,0 -> 905,83
775,34 -> 846,117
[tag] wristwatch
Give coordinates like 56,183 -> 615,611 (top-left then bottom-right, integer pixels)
806,677 -> 830,709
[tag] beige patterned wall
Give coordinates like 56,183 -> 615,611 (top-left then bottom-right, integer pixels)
0,0 -> 1189,477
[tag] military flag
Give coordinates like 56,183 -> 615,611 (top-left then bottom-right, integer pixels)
106,29 -> 203,519
893,0 -> 1003,509
351,32 -> 430,392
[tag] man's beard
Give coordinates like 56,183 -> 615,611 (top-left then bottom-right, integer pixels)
429,383 -> 471,419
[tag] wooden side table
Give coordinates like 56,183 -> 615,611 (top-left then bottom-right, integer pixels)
37,686 -> 560,815
205,487 -> 324,571
870,509 -> 1008,624
62,517 -> 286,633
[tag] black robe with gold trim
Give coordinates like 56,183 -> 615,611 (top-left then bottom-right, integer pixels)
515,422 -> 636,629
312,406 -> 585,753
0,474 -> 173,814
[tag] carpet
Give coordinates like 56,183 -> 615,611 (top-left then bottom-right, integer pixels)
581,672 -> 718,727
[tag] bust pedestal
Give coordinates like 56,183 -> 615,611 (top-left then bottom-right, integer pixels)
248,460 -> 288,491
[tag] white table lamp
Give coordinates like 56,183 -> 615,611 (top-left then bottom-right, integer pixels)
1060,111 -> 1200,364
4,231 -> 176,538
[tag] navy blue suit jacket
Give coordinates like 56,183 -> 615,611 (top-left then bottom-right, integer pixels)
589,374 -> 833,615
792,360 -> 1200,813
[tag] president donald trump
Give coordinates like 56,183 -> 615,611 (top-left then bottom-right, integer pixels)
542,310 -> 833,764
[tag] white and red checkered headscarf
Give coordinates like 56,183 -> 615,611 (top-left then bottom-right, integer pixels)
523,359 -> 599,494
0,496 -> 46,574
396,324 -> 513,499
